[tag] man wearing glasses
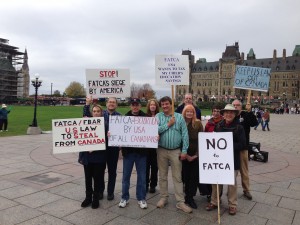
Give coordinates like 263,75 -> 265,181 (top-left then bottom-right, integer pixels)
176,93 -> 201,119
232,99 -> 258,200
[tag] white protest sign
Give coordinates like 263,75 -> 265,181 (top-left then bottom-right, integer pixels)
155,55 -> 189,85
199,132 -> 234,185
52,117 -> 106,154
108,116 -> 158,148
86,69 -> 130,98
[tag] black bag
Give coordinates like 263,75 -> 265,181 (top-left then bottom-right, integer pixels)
248,142 -> 268,163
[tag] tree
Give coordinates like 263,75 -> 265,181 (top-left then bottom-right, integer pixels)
139,83 -> 156,99
53,90 -> 61,97
130,82 -> 140,98
130,82 -> 156,99
65,81 -> 85,98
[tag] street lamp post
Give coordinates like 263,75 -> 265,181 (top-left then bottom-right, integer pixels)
27,74 -> 42,135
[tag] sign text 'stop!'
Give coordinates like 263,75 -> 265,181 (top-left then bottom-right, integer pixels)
233,65 -> 271,92
155,55 -> 189,85
86,69 -> 130,98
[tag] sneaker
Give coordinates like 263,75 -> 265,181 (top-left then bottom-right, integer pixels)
5,130 -> 8,132
176,202 -> 192,213
243,191 -> 252,200
229,206 -> 237,215
156,198 -> 168,208
138,200 -> 148,209
0,130 -> 2,132
119,199 -> 128,208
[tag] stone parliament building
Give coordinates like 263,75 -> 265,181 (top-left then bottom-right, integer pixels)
176,42 -> 300,105
0,38 -> 30,103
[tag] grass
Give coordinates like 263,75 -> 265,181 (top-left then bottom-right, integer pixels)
0,105 -> 211,137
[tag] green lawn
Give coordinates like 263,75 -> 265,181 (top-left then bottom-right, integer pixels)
0,105 -> 211,137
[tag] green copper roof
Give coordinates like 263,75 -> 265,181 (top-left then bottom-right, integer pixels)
292,45 -> 300,56
248,48 -> 255,56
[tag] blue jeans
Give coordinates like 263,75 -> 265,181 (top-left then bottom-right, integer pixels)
263,120 -> 270,130
121,153 -> 147,201
254,118 -> 263,129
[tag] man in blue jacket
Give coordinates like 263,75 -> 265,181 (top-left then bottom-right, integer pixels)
0,104 -> 10,132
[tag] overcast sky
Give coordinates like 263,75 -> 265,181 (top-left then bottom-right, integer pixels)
1,0 -> 299,97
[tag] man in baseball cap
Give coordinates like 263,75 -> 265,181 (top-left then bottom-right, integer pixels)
130,98 -> 141,104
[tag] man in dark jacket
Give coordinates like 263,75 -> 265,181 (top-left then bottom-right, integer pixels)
175,93 -> 201,119
206,104 -> 246,215
0,104 -> 10,132
83,97 -> 121,201
233,100 -> 258,200
118,98 -> 148,209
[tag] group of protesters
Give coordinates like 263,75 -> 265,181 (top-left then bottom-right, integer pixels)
78,93 -> 258,216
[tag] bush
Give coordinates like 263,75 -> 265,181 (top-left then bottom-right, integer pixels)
196,101 -> 226,110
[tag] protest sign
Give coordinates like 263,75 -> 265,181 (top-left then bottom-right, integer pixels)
108,116 -> 158,148
233,65 -> 271,92
155,55 -> 189,85
52,117 -> 106,154
199,132 -> 234,185
86,69 -> 130,98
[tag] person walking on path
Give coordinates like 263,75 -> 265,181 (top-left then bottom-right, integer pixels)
262,109 -> 270,131
118,98 -> 149,209
79,103 -> 106,209
232,99 -> 258,200
145,99 -> 159,194
206,104 -> 246,215
155,96 -> 192,214
0,104 -> 10,132
254,108 -> 263,130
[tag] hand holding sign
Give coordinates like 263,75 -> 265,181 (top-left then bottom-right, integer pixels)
168,116 -> 175,127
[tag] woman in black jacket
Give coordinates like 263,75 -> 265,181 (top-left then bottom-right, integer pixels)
79,102 -> 106,209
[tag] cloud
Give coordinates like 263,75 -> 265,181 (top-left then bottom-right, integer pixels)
1,0 -> 300,97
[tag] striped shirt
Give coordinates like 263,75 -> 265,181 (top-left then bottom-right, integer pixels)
155,112 -> 189,153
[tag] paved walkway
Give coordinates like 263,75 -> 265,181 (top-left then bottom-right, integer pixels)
0,114 -> 300,225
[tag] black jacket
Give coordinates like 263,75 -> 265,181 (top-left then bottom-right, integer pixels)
214,119 -> 246,170
237,111 -> 258,145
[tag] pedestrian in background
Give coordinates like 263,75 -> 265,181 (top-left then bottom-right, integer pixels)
262,109 -> 270,131
0,104 -> 10,132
